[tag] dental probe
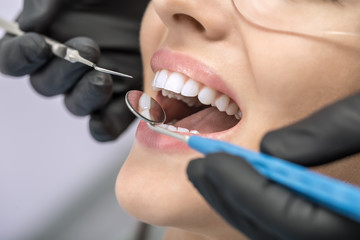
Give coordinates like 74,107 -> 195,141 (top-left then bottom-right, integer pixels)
125,90 -> 360,223
0,17 -> 133,79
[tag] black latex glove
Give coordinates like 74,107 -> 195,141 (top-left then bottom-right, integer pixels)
261,92 -> 360,166
188,153 -> 360,240
0,0 -> 149,141
187,93 -> 360,239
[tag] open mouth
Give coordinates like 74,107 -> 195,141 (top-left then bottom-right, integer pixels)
152,69 -> 242,134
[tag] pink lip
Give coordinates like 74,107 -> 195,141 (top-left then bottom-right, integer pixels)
136,121 -> 190,150
151,48 -> 237,102
136,48 -> 241,151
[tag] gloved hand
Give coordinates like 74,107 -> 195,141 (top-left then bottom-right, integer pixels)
0,0 -> 149,141
187,93 -> 360,240
187,153 -> 360,240
260,92 -> 360,166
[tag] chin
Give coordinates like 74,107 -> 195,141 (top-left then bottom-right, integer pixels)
115,141 -> 213,227
115,142 -> 249,240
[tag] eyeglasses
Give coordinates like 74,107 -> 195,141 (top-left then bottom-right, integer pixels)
232,0 -> 360,39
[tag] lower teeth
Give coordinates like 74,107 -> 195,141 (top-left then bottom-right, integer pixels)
159,124 -> 200,135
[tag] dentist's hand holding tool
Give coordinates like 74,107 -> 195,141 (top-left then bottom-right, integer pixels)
0,0 -> 149,141
187,93 -> 360,240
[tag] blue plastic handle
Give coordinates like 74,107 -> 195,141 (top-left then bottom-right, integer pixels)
188,135 -> 360,223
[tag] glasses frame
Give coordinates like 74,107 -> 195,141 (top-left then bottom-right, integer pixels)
231,0 -> 360,40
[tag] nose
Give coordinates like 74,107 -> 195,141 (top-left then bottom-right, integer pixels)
152,0 -> 231,41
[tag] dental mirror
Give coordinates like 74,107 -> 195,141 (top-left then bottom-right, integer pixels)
125,90 -> 166,125
125,90 -> 191,142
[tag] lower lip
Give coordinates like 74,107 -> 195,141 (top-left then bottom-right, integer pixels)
135,121 -> 189,151
135,121 -> 237,151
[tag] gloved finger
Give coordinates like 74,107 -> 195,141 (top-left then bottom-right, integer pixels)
64,71 -> 113,116
261,93 -> 360,166
0,33 -> 51,76
89,94 -> 135,142
18,0 -> 64,32
187,153 -> 360,240
30,37 -> 100,97
187,154 -> 280,240
188,154 -> 277,240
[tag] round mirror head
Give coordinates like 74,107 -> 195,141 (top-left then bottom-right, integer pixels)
125,90 -> 166,124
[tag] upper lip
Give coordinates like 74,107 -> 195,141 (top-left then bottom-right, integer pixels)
150,48 -> 238,105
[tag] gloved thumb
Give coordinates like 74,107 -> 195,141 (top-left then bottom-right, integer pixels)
0,33 -> 51,76
260,93 -> 360,166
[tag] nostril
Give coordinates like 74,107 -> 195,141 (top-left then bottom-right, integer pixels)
173,13 -> 206,32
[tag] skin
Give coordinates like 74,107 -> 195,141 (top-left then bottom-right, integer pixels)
116,1 -> 360,239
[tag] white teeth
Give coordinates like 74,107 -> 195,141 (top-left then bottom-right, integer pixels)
181,79 -> 200,97
153,70 -> 169,90
139,93 -> 152,110
152,71 -> 160,90
141,109 -> 152,120
181,97 -> 198,107
139,94 -> 155,120
226,102 -> 238,116
153,70 -> 242,120
162,89 -> 170,97
159,124 -> 200,134
215,95 -> 230,112
164,72 -> 186,93
167,125 -> 177,132
198,87 -> 217,105
177,127 -> 190,133
235,110 -> 242,120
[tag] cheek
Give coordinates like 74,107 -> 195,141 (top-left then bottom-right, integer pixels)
247,32 -> 360,120
140,3 -> 167,93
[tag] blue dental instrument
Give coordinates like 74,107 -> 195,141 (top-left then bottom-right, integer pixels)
126,90 -> 360,223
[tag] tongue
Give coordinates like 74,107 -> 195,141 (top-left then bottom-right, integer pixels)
174,107 -> 239,133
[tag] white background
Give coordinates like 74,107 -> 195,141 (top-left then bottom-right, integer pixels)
0,1 -> 147,239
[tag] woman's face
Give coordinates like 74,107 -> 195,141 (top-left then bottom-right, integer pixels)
117,0 -> 360,238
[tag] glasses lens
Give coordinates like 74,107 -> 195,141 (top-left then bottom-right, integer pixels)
232,0 -> 359,38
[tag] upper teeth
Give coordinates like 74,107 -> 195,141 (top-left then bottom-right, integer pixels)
152,69 -> 242,120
